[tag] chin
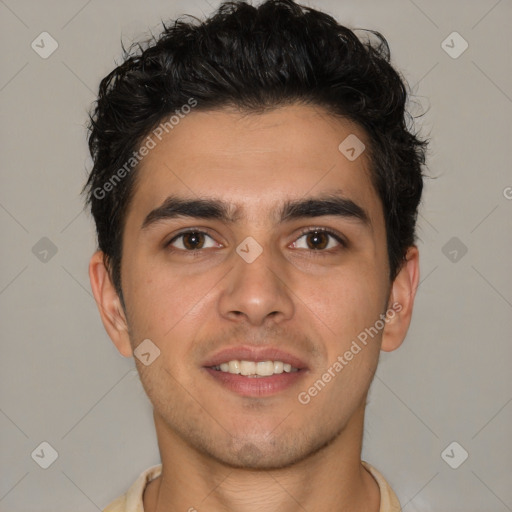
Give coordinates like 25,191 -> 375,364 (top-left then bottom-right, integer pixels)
201,430 -> 335,471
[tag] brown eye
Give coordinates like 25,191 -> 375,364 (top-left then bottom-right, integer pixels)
305,230 -> 329,250
291,228 -> 345,252
167,230 -> 218,251
181,231 -> 205,250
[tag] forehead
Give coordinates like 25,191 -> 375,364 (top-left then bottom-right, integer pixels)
125,104 -> 382,228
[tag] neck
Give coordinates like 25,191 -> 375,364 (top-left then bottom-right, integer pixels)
144,403 -> 380,512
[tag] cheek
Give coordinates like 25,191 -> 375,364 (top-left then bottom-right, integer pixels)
299,271 -> 385,406
301,266 -> 387,344
122,255 -> 218,344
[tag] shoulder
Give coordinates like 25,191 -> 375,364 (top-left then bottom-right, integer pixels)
102,464 -> 163,512
103,495 -> 126,512
361,461 -> 402,512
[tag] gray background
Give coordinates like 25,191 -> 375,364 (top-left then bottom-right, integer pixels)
1,0 -> 511,510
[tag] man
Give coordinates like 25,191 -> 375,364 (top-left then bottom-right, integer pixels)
84,0 -> 426,510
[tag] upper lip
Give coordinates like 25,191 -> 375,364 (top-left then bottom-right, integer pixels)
202,346 -> 308,370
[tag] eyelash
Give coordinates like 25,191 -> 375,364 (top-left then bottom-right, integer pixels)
165,227 -> 346,256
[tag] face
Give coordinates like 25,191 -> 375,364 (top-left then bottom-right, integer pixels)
91,104 -> 417,470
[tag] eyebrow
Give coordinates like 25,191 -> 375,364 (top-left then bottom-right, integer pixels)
141,191 -> 370,230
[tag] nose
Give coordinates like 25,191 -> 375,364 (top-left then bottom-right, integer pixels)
218,243 -> 295,326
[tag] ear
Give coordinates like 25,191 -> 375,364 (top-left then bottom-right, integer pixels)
381,246 -> 420,352
89,250 -> 133,357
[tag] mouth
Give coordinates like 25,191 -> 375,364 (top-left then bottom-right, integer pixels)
202,347 -> 308,397
211,359 -> 299,376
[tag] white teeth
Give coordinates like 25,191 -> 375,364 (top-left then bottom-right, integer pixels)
240,360 -> 256,376
228,360 -> 241,374
213,360 -> 299,376
274,361 -> 284,374
256,361 -> 274,376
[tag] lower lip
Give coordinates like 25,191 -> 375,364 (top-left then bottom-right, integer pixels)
204,368 -> 306,397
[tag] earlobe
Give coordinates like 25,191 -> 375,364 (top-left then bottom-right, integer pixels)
88,251 -> 133,358
380,246 -> 420,352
